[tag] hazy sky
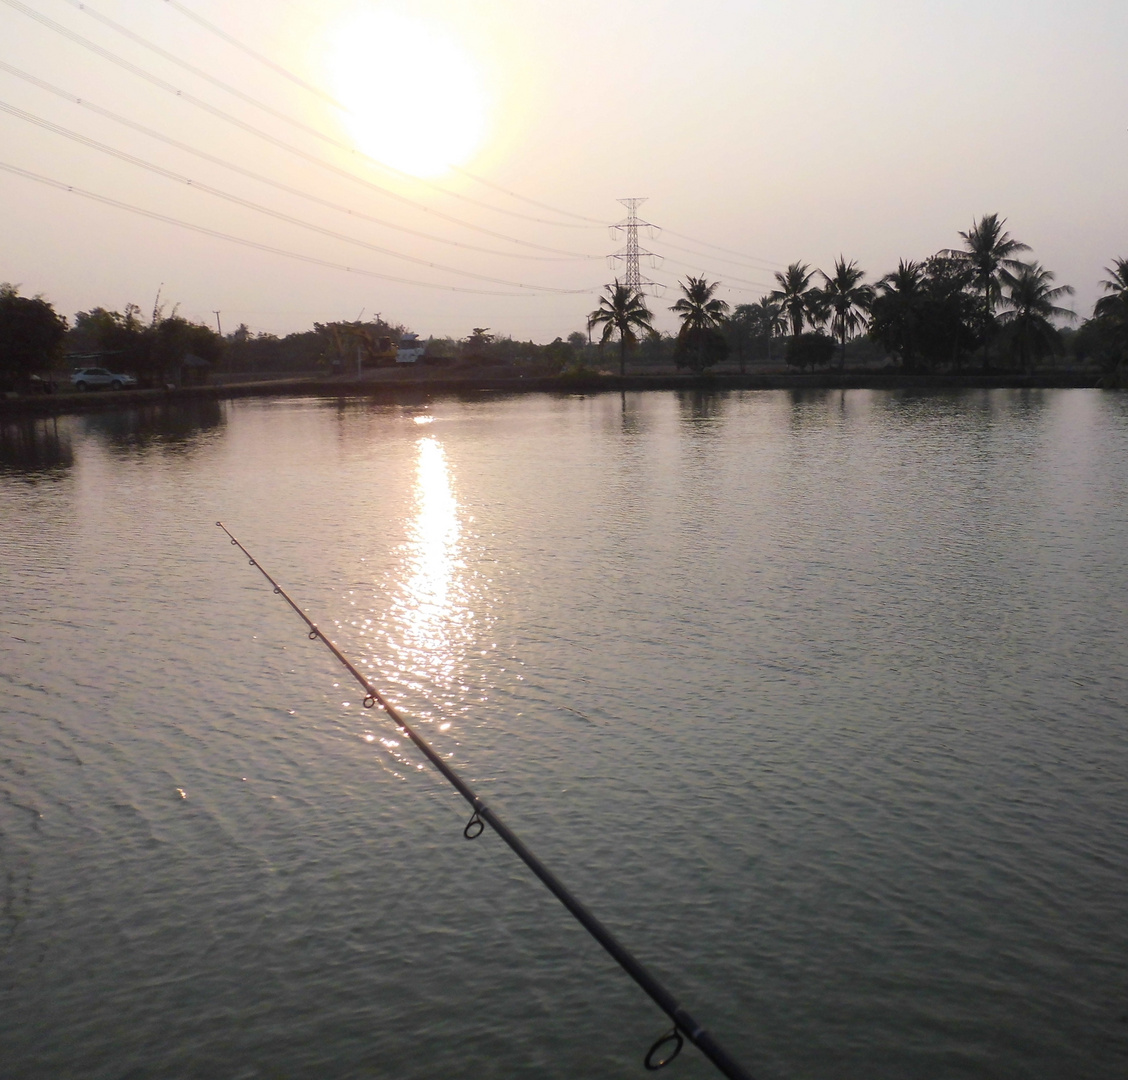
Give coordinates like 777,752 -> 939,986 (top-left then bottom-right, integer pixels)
2,0 -> 1126,341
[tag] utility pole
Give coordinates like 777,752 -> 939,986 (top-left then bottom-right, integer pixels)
213,310 -> 222,336
609,197 -> 663,296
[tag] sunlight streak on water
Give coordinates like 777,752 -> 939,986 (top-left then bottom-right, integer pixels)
403,435 -> 461,658
364,432 -> 492,762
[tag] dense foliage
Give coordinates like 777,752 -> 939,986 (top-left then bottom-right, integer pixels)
0,283 -> 68,390
70,301 -> 224,385
726,213 -> 1089,374
786,332 -> 836,371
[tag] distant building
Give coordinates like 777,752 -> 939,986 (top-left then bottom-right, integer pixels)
178,353 -> 211,386
396,333 -> 425,364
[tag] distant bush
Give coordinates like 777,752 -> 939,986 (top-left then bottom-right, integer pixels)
786,332 -> 836,370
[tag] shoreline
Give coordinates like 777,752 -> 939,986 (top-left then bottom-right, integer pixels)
0,367 -> 1107,419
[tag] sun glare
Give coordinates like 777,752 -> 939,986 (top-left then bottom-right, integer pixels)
326,9 -> 486,178
403,435 -> 461,657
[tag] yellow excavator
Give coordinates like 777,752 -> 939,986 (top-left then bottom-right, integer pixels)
323,322 -> 398,374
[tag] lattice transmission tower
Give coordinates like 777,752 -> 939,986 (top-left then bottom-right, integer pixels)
609,197 -> 664,296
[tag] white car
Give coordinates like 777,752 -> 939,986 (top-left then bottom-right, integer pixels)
70,366 -> 138,391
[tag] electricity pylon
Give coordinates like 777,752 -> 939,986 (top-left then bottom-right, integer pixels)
609,198 -> 664,296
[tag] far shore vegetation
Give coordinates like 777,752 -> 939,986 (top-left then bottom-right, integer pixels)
3,214 -> 1127,395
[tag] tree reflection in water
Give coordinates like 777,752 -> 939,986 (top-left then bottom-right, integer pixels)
0,417 -> 73,477
81,398 -> 226,454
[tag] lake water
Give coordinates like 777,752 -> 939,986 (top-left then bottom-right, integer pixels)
1,388 -> 1127,1080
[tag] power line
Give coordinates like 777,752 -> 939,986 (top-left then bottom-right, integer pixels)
449,165 -> 608,226
660,237 -> 783,275
161,0 -> 337,106
60,0 -> 599,230
137,0 -> 785,266
70,0 -> 783,267
3,0 -> 781,307
0,60 -> 597,263
1,0 -> 601,255
0,100 -> 594,293
0,159 -> 598,297
158,0 -> 609,227
661,228 -> 784,269
658,255 -> 774,293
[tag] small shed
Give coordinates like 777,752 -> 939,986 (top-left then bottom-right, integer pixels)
178,353 -> 211,387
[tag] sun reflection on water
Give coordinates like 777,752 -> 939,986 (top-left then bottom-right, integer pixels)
402,435 -> 462,659
349,430 -> 499,775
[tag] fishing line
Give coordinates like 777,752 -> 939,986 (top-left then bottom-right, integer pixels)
216,521 -> 754,1080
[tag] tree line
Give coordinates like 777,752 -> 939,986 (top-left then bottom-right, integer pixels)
2,213 -> 1127,391
588,214 -> 1128,380
0,286 -> 225,391
0,289 -> 597,390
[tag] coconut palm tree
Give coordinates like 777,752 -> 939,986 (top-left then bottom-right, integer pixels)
726,304 -> 759,374
1092,258 -> 1128,383
1095,258 -> 1128,321
588,281 -> 654,377
767,259 -> 821,334
869,260 -> 924,369
920,254 -> 981,372
754,296 -> 787,363
958,214 -> 1031,342
671,276 -> 730,374
819,257 -> 874,369
997,263 -> 1075,371
671,276 -> 729,334
770,262 -> 816,337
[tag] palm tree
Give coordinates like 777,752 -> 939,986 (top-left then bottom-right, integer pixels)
1095,258 -> 1128,321
958,214 -> 1031,359
671,276 -> 729,334
819,257 -> 874,369
671,276 -> 730,374
997,263 -> 1075,371
755,296 -> 786,363
588,281 -> 654,377
921,254 -> 981,372
1093,258 -> 1128,383
769,262 -> 816,336
869,260 -> 924,368
726,304 -> 759,374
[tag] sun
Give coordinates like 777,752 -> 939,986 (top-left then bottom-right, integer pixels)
326,9 -> 487,179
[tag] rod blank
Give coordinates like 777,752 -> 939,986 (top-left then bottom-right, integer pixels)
217,521 -> 754,1080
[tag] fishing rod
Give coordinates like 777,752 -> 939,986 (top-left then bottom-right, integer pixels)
217,522 -> 755,1080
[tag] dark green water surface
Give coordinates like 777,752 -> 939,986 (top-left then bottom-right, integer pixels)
1,388 -> 1126,1079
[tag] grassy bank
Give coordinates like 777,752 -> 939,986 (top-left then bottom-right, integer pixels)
0,366 -> 1105,419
